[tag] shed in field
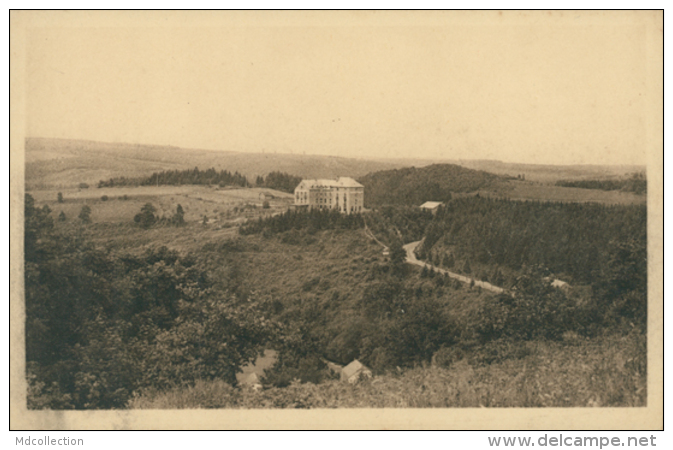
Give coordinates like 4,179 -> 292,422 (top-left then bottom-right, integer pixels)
551,279 -> 570,289
341,359 -> 372,384
240,372 -> 263,390
420,201 -> 443,214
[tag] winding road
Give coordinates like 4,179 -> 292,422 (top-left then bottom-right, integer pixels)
403,240 -> 506,294
362,216 -> 506,295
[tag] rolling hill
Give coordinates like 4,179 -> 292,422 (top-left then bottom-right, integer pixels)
24,138 -> 406,189
24,138 -> 647,208
358,164 -> 507,206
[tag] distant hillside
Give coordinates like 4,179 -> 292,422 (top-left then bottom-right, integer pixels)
374,157 -> 646,183
24,138 -> 405,189
359,164 -> 505,206
447,159 -> 645,183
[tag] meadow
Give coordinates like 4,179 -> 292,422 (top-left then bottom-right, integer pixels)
481,180 -> 646,205
28,185 -> 293,227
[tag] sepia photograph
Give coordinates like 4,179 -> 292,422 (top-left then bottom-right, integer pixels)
9,10 -> 663,430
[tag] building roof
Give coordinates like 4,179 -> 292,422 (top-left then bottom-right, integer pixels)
241,372 -> 261,385
334,177 -> 364,188
342,359 -> 369,379
296,177 -> 363,190
420,201 -> 443,209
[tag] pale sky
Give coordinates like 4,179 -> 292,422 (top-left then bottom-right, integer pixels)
24,11 -> 660,165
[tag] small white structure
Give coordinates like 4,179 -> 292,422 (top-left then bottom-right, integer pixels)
341,359 -> 372,384
240,372 -> 263,390
551,279 -> 570,289
420,201 -> 443,214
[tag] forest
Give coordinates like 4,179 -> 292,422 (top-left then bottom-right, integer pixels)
97,167 -> 304,192
25,194 -> 273,408
239,208 -> 364,236
97,167 -> 250,188
24,191 -> 647,408
555,172 -> 646,194
357,164 -> 505,206
418,197 -> 646,284
254,171 -> 302,193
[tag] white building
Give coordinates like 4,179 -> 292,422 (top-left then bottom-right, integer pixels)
341,359 -> 372,384
294,177 -> 364,214
420,201 -> 443,214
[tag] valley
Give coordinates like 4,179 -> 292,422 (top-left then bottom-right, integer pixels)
21,138 -> 648,410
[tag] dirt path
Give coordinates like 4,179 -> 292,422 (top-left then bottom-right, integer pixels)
403,240 -> 506,294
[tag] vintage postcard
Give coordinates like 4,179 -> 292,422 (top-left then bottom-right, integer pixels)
9,10 -> 663,430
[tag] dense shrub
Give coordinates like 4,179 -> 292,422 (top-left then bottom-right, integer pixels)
556,173 -> 646,194
239,209 -> 364,236
255,171 -> 302,193
24,195 -> 274,409
99,167 -> 248,188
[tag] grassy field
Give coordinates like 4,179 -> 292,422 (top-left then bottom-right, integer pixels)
29,185 -> 293,226
474,180 -> 646,205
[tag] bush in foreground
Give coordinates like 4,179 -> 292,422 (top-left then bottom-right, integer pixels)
129,331 -> 645,409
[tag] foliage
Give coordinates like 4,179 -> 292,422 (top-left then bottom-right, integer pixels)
256,171 -> 302,193
556,172 -> 646,195
133,203 -> 156,228
98,166 -> 248,188
129,331 -> 646,408
78,205 -> 91,223
365,206 -> 434,244
172,204 -> 185,226
24,195 -> 274,408
57,192 -> 64,203
239,209 -> 364,236
419,197 -> 646,287
388,239 -> 407,268
359,164 -> 503,206
475,268 -> 587,342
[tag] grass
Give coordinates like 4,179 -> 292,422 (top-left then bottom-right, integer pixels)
128,331 -> 646,409
476,180 -> 645,205
29,185 -> 292,228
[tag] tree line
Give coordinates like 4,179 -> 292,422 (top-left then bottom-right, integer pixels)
254,171 -> 302,193
98,167 -> 249,188
555,172 -> 646,194
417,197 -> 646,287
97,167 -> 306,193
239,209 -> 364,236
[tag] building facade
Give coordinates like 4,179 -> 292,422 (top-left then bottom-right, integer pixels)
294,177 -> 364,213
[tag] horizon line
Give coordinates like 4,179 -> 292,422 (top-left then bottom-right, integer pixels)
24,136 -> 647,169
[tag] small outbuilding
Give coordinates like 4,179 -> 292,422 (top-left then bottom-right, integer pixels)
551,279 -> 570,289
240,372 -> 263,390
341,359 -> 372,384
420,201 -> 443,214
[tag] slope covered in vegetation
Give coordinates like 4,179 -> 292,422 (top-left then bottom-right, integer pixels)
131,330 -> 646,408
358,164 -> 505,206
98,167 -> 249,188
555,172 -> 647,195
24,194 -> 648,409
